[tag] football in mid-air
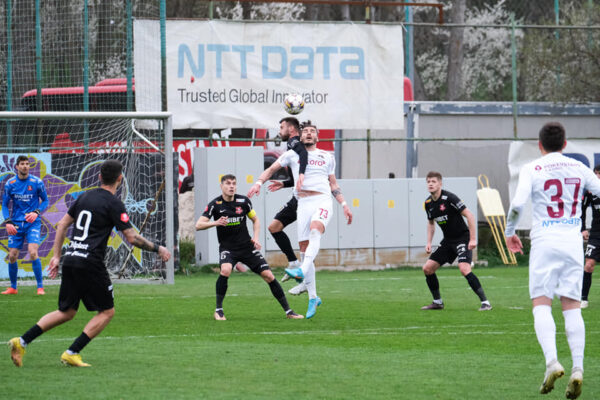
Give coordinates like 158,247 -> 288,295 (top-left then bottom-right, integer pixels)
283,93 -> 305,115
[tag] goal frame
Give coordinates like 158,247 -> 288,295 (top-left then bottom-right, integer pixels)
0,111 -> 175,284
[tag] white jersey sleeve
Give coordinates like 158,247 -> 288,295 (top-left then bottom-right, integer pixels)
505,163 -> 533,237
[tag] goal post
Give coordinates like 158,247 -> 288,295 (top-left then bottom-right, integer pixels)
0,111 -> 175,284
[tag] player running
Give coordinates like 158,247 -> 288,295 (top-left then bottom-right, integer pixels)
580,164 -> 600,308
249,121 -> 352,318
2,155 -> 49,295
8,160 -> 171,367
195,174 -> 303,321
420,171 -> 491,311
506,122 -> 600,399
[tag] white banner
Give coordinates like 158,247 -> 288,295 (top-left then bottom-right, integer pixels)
134,20 -> 404,130
508,140 -> 600,230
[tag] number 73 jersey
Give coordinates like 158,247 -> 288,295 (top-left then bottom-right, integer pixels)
63,188 -> 133,267
506,152 -> 600,240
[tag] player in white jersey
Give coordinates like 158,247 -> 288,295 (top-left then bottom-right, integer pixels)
505,122 -> 600,399
248,121 -> 352,318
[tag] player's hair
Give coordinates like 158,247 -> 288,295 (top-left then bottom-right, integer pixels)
221,174 -> 236,183
594,164 -> 600,173
539,122 -> 566,152
426,171 -> 442,180
279,117 -> 300,133
16,155 -> 29,165
100,159 -> 123,185
301,120 -> 318,133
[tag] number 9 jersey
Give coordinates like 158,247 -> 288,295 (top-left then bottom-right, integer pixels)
63,188 -> 133,268
506,152 -> 600,241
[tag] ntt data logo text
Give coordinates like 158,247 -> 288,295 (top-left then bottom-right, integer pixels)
177,44 -> 365,80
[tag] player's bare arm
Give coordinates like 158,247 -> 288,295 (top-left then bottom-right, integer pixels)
195,215 -> 228,231
249,213 -> 262,250
248,160 -> 283,197
425,220 -> 435,253
461,208 -> 478,250
329,174 -> 352,224
122,228 -> 171,262
48,214 -> 75,278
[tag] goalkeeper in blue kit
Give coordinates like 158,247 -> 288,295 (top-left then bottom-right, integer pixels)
2,156 -> 49,295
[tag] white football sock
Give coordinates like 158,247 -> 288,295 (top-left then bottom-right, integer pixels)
305,262 -> 317,299
533,305 -> 557,365
301,229 -> 322,275
563,308 -> 585,370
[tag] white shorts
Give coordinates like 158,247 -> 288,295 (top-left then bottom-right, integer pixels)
529,237 -> 584,301
297,194 -> 333,242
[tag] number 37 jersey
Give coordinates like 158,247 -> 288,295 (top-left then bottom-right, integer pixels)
63,188 -> 133,267
506,152 -> 600,240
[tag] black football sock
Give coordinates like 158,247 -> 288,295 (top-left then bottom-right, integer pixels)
425,273 -> 441,301
21,324 -> 44,345
216,274 -> 229,309
465,272 -> 487,302
268,279 -> 290,312
271,231 -> 297,262
582,271 -> 592,301
68,332 -> 91,354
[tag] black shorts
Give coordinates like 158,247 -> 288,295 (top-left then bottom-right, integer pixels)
219,246 -> 270,274
429,239 -> 472,266
58,264 -> 114,312
273,196 -> 298,227
585,236 -> 600,261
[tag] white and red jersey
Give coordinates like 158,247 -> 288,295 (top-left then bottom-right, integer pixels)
506,152 -> 600,241
277,148 -> 335,196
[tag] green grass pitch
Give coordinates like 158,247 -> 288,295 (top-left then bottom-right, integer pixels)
2,266 -> 599,399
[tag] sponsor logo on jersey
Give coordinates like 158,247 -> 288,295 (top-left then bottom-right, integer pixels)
204,206 -> 208,212
235,206 -> 243,214
236,198 -> 245,203
29,178 -> 35,182
9,179 -> 15,184
216,201 -> 222,204
120,213 -> 130,223
27,185 -> 32,191
441,195 -> 448,200
541,217 -> 581,227
434,215 -> 448,224
308,159 -> 326,166
425,199 -> 431,204
535,165 -> 542,171
440,204 -> 446,211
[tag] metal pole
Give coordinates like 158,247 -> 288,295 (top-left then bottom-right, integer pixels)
404,5 -> 414,84
165,116 -> 175,284
160,0 -> 167,112
366,129 -> 371,178
511,13 -> 518,138
6,0 -> 13,149
35,0 -> 43,147
83,0 -> 90,150
554,0 -> 561,85
405,104 -> 415,178
126,0 -> 134,111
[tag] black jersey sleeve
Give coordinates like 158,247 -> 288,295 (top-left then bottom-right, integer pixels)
110,198 -> 134,231
447,192 -> 467,213
281,171 -> 295,188
582,191 -> 591,231
289,138 -> 308,175
424,199 -> 433,220
202,199 -> 216,220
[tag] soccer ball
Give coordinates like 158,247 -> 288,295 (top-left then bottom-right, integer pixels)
283,93 -> 305,115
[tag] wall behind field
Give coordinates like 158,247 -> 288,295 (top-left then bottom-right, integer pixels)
339,102 -> 600,221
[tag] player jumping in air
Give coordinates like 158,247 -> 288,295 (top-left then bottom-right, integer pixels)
249,121 -> 352,319
2,155 -> 49,295
506,122 -> 600,399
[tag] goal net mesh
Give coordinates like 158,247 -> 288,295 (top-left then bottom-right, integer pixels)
0,116 -> 169,281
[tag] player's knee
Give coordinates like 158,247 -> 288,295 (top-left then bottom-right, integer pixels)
268,221 -> 282,234
100,308 -> 115,321
28,250 -> 38,259
458,263 -> 472,276
220,264 -> 233,277
62,309 -> 77,322
584,261 -> 595,273
261,270 -> 275,283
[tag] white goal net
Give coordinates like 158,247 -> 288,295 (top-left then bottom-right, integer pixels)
0,112 -> 174,284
